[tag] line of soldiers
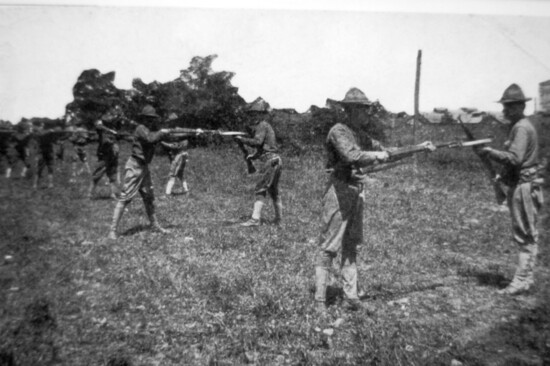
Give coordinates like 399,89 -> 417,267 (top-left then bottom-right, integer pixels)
1,83 -> 543,316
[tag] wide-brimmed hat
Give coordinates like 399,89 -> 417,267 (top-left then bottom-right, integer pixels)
339,88 -> 372,105
497,84 -> 532,104
139,105 -> 160,118
246,97 -> 270,113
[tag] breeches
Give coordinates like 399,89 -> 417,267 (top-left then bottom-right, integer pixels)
92,153 -> 118,183
168,152 -> 188,178
508,182 -> 543,245
318,179 -> 364,255
118,157 -> 154,203
254,155 -> 282,199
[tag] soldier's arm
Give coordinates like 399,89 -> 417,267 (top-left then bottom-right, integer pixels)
330,126 -> 387,167
484,126 -> 527,167
135,125 -> 167,143
240,123 -> 266,147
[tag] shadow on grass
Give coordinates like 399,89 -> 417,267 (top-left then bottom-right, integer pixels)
121,224 -> 150,237
457,267 -> 510,289
442,289 -> 550,366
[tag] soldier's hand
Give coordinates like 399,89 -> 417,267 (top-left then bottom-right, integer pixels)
195,128 -> 204,135
246,154 -> 254,161
160,128 -> 170,134
234,135 -> 243,141
479,147 -> 493,156
420,141 -> 436,152
373,151 -> 389,162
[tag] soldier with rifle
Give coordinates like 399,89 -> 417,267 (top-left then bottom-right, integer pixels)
479,84 -> 544,295
88,110 -> 123,199
107,105 -> 203,239
161,139 -> 190,196
234,98 -> 283,227
68,126 -> 92,183
31,123 -> 70,189
314,87 -> 435,315
9,121 -> 33,179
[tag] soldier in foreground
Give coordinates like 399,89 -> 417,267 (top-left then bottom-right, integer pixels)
161,139 -> 190,195
88,113 -> 121,199
108,105 -> 171,239
314,87 -> 433,314
234,98 -> 283,226
480,84 -> 543,295
107,106 -> 203,239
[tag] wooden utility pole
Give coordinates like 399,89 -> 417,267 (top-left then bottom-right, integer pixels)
413,50 -> 422,170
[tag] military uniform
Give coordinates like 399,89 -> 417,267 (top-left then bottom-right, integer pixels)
314,88 -> 392,313
89,120 -> 119,198
32,128 -> 64,189
237,98 -> 283,226
482,84 -> 543,295
108,106 -> 169,239
9,130 -> 33,177
68,128 -> 91,180
161,140 -> 189,195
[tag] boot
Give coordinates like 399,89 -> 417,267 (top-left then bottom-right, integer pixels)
273,198 -> 283,225
87,181 -> 96,199
5,167 -> 11,179
47,174 -> 54,188
108,201 -> 126,239
109,182 -> 118,200
32,174 -> 38,190
145,200 -> 170,234
241,200 -> 263,227
182,180 -> 189,194
498,251 -> 532,295
165,177 -> 175,195
69,163 -> 77,183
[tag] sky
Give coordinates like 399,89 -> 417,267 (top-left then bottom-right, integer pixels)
1,0 -> 550,122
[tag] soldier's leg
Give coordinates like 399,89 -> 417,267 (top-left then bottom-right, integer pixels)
268,165 -> 283,224
165,177 -> 176,195
141,170 -> 169,234
241,193 -> 265,227
180,156 -> 189,193
108,199 -> 128,240
88,160 -> 106,198
314,250 -> 335,308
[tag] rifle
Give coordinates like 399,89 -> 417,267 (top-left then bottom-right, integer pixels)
457,116 -> 507,204
363,138 -> 492,173
235,139 -> 257,174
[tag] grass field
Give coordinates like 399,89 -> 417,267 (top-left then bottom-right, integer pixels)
1,123 -> 549,365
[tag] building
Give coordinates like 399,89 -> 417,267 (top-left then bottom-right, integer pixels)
539,80 -> 550,112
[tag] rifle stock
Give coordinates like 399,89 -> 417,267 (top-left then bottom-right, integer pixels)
457,117 -> 506,204
236,139 -> 256,174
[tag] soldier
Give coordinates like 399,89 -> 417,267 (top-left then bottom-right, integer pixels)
88,112 -> 120,199
31,123 -> 65,189
481,84 -> 544,295
161,139 -> 190,195
9,121 -> 33,178
68,126 -> 91,183
108,105 -> 200,239
234,98 -> 283,226
313,87 -> 432,314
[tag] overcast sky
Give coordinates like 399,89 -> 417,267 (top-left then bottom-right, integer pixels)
1,0 -> 550,122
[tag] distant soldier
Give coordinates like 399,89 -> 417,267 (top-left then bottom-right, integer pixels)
108,105 -> 201,239
88,113 -> 120,199
0,130 -> 12,179
161,139 -> 190,195
9,122 -> 33,178
481,84 -> 544,295
313,87 -> 433,314
68,126 -> 91,182
234,98 -> 283,226
31,124 -> 66,189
